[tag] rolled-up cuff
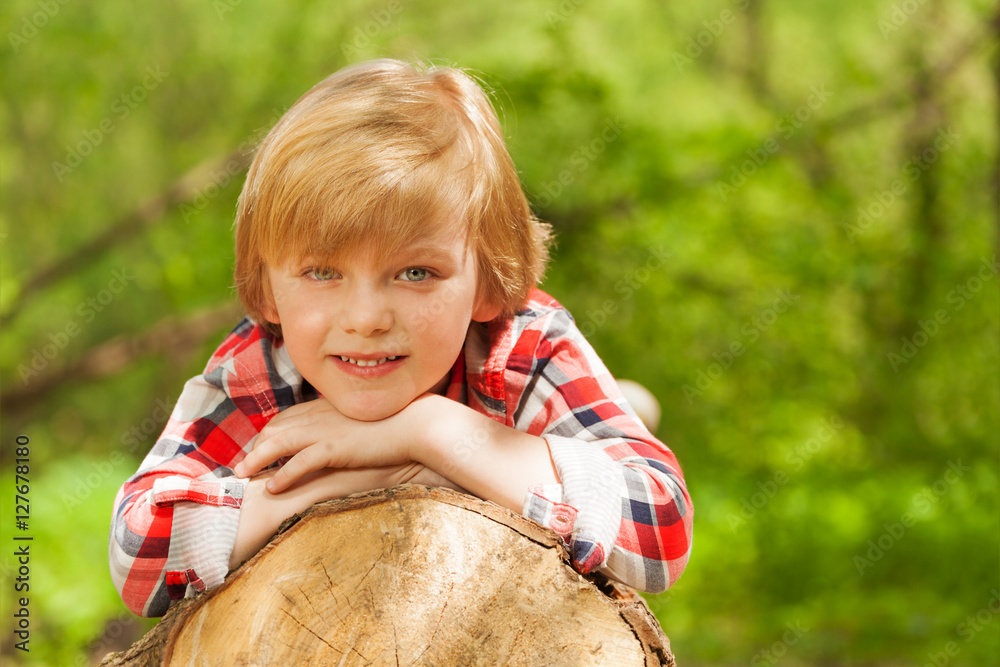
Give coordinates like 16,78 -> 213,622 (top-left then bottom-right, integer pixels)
164,497 -> 243,600
523,483 -> 576,540
150,475 -> 245,508
528,435 -> 626,573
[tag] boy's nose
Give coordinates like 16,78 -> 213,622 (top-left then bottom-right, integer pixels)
338,284 -> 393,336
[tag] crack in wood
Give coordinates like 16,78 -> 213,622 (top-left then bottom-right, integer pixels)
357,551 -> 385,587
297,584 -> 326,622
278,608 -> 343,656
322,563 -> 355,621
321,562 -> 336,589
509,626 -> 525,660
277,589 -> 296,608
409,582 -> 454,665
392,622 -> 401,667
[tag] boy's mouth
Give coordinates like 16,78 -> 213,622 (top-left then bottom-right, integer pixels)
337,355 -> 400,367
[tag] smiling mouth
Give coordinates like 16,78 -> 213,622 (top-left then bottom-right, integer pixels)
337,355 -> 400,367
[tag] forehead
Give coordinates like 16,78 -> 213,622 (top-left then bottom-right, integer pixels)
277,213 -> 474,268
254,128 -> 483,264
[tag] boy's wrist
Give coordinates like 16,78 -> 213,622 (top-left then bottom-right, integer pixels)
401,393 -> 454,466
402,394 -> 497,484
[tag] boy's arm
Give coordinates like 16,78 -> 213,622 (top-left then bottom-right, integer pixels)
242,376 -> 688,594
240,306 -> 692,593
110,320 -> 372,616
111,318 -> 466,617
494,306 -> 692,592
418,307 -> 691,593
110,366 -> 252,617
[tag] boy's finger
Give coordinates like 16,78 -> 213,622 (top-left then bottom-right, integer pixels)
239,428 -> 300,475
264,451 -> 317,493
234,445 -> 278,478
254,414 -> 299,443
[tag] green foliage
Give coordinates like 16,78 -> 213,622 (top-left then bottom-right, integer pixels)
2,0 -> 996,664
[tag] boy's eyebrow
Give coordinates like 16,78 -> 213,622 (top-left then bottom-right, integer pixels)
300,243 -> 455,263
394,243 -> 463,265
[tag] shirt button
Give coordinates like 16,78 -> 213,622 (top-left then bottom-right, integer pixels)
551,510 -> 572,531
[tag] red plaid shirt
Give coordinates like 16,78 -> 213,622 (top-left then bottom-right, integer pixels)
110,289 -> 692,617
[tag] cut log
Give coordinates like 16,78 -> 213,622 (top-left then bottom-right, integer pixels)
102,485 -> 674,666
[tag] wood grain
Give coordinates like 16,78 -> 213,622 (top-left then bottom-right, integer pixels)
102,485 -> 674,666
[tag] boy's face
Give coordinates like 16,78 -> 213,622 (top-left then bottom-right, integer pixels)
264,224 -> 497,422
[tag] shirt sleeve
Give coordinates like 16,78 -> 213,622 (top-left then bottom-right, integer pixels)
108,320 -> 296,617
511,308 -> 693,593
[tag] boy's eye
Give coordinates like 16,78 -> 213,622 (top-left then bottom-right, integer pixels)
397,267 -> 430,282
305,267 -> 340,281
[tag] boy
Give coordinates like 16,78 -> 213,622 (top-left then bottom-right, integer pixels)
110,59 -> 692,618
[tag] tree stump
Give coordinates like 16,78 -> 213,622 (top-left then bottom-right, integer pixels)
102,485 -> 674,666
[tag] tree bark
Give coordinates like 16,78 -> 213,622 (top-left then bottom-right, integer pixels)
101,485 -> 674,666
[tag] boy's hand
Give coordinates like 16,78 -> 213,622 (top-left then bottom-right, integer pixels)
228,461 -> 462,569
233,398 -> 424,493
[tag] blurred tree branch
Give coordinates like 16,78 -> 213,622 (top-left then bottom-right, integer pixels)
0,149 -> 250,329
743,0 -> 770,103
2,302 -> 243,419
682,23 -> 991,192
899,47 -> 947,333
822,26 -> 990,133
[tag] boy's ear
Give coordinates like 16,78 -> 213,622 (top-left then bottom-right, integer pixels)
260,295 -> 281,325
258,269 -> 281,324
471,297 -> 502,323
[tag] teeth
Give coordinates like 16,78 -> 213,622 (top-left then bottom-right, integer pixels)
339,356 -> 398,367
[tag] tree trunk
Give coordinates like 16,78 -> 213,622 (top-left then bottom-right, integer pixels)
101,485 -> 675,666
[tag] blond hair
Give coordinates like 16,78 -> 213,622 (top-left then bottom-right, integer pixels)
233,59 -> 551,335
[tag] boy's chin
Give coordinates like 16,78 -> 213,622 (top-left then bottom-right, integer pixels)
334,397 -> 409,423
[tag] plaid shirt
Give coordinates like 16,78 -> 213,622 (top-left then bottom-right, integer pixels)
110,288 -> 692,617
